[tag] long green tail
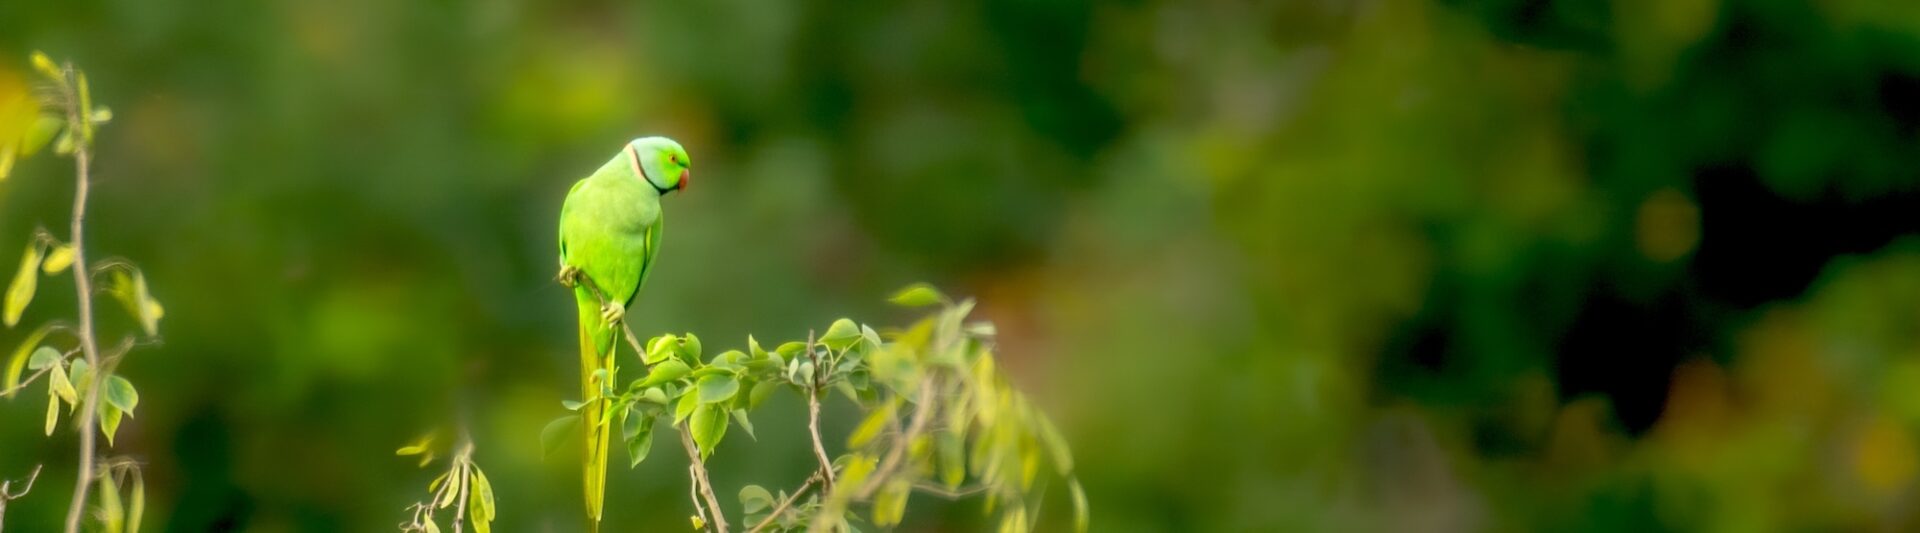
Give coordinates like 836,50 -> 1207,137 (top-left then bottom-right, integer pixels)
576,288 -> 617,529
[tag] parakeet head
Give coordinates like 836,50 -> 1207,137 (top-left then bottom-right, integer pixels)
625,136 -> 691,194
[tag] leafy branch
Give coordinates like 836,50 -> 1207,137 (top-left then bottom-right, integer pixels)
0,465 -> 42,532
396,435 -> 497,533
0,51 -> 164,533
545,283 -> 1088,532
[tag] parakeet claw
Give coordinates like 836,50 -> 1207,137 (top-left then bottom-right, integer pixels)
557,265 -> 582,288
600,302 -> 624,325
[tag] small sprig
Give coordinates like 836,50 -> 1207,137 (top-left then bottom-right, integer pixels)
397,436 -> 496,533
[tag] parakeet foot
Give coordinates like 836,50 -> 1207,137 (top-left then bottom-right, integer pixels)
600,302 -> 625,325
557,265 -> 582,288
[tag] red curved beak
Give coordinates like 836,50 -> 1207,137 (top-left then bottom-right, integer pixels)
678,169 -> 690,192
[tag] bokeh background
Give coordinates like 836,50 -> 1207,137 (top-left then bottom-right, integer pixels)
2,0 -> 1920,530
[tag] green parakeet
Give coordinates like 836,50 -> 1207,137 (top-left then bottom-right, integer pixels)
557,136 -> 690,526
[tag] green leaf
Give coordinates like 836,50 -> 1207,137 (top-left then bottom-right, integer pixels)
638,386 -> 669,405
731,408 -> 755,440
738,484 -> 774,514
625,414 -> 655,467
21,345 -> 58,373
888,283 -> 946,307
848,400 -> 897,448
748,335 -> 767,359
645,334 -> 678,365
820,319 -> 862,351
561,399 -> 588,411
68,357 -> 91,395
40,244 -> 72,274
636,359 -> 691,388
104,375 -> 138,415
677,332 -> 703,362
674,386 -> 700,425
99,401 -> 123,446
689,404 -> 727,460
774,341 -> 807,359
540,414 -> 580,458
696,374 -> 739,404
5,241 -> 42,327
748,379 -> 781,410
1069,478 -> 1089,532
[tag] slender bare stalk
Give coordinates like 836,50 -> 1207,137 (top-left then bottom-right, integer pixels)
450,447 -> 472,533
857,376 -> 938,499
0,465 -> 44,533
56,61 -> 104,533
678,428 -> 729,533
803,331 -> 835,491
745,473 -> 819,533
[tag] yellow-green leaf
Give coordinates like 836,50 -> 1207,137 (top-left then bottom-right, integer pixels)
1069,478 -> 1088,532
129,471 -> 146,533
43,391 -> 57,435
48,364 -> 75,406
21,115 -> 61,158
30,52 -> 60,80
5,241 -> 42,327
396,434 -> 435,456
3,325 -> 54,396
99,468 -> 124,533
470,467 -> 496,522
848,400 -> 897,448
132,271 -> 162,336
872,480 -> 910,526
0,146 -> 13,181
100,402 -> 123,446
888,283 -> 947,307
41,244 -> 72,274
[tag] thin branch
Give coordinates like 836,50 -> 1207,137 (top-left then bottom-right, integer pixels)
450,450 -> 472,533
857,375 -> 939,499
804,330 -> 835,491
746,473 -> 820,533
2,465 -> 41,499
678,427 -> 730,533
58,60 -> 105,533
911,482 -> 988,501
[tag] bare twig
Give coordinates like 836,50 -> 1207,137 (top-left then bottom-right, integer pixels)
0,465 -> 44,533
746,473 -> 820,533
55,60 -> 105,533
857,376 -> 938,499
804,331 -> 835,491
911,482 -> 988,500
450,447 -> 472,533
678,427 -> 730,533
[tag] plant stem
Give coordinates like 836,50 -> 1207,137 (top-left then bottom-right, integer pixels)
450,449 -> 471,533
804,331 -> 834,491
59,62 -> 103,533
678,427 -> 729,533
745,473 -> 818,533
0,465 -> 44,533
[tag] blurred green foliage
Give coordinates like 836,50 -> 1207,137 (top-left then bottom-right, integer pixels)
1,0 -> 1920,531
